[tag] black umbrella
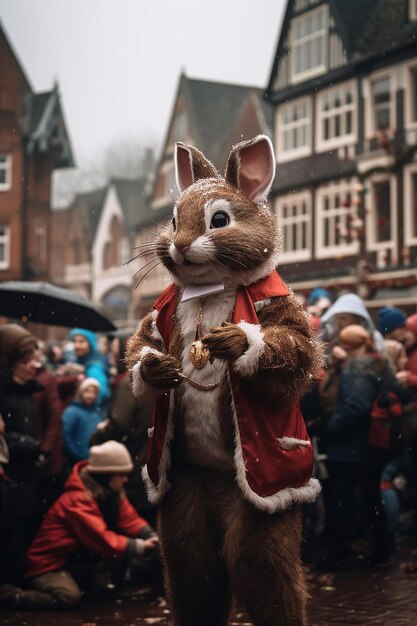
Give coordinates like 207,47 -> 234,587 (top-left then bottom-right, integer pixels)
0,281 -> 116,332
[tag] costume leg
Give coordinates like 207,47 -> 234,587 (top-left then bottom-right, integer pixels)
223,499 -> 307,626
158,467 -> 231,626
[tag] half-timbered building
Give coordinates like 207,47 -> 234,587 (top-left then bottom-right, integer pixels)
266,0 -> 417,311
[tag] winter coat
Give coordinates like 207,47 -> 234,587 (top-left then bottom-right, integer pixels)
0,377 -> 42,482
33,368 -> 64,477
144,272 -> 319,512
66,328 -> 110,408
62,400 -> 103,464
327,354 -> 408,464
24,461 -> 149,579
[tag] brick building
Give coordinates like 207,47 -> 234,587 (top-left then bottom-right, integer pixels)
0,20 -> 73,282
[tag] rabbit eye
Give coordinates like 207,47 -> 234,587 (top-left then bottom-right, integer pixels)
172,216 -> 176,231
210,211 -> 230,229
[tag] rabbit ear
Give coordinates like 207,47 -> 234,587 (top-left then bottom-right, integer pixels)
175,142 -> 218,193
225,135 -> 276,202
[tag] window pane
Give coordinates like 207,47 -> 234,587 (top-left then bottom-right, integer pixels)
346,111 -> 352,134
0,171 -> 5,185
376,107 -> 390,130
374,181 -> 391,242
334,114 -> 341,137
373,78 -> 390,100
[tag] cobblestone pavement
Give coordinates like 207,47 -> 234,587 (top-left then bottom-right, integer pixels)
2,554 -> 417,625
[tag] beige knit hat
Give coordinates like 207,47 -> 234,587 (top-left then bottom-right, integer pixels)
86,440 -> 133,474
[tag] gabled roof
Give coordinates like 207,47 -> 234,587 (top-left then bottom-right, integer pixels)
71,187 -> 107,246
112,177 -> 150,233
330,0 -> 375,56
356,0 -> 417,60
184,76 -> 273,164
24,85 -> 75,168
266,0 -> 411,98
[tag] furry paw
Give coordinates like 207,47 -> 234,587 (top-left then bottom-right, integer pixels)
203,321 -> 249,361
141,352 -> 183,390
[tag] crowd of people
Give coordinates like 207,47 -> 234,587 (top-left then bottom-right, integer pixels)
0,324 -> 159,609
302,289 -> 417,571
0,289 -> 416,609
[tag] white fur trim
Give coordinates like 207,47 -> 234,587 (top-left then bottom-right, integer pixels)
130,347 -> 165,400
278,437 -> 311,450
254,298 -> 271,313
141,390 -> 175,504
147,427 -> 154,439
230,390 -> 320,513
233,322 -> 265,377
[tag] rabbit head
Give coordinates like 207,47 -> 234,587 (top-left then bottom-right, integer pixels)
157,134 -> 280,287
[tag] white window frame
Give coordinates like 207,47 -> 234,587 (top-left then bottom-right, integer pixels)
365,174 -> 397,253
403,163 -> 417,247
291,5 -> 328,84
315,179 -> 360,259
0,154 -> 12,191
276,96 -> 312,162
0,225 -> 10,269
363,70 -> 396,140
276,191 -> 312,262
316,81 -> 357,152
404,60 -> 417,129
409,0 -> 417,20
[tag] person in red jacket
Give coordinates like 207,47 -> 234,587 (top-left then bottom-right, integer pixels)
0,440 -> 158,610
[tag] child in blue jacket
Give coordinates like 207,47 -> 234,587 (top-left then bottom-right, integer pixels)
62,378 -> 103,466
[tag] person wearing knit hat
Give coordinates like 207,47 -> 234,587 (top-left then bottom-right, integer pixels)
87,440 -> 134,474
0,440 -> 159,610
62,377 -> 103,466
376,307 -> 407,341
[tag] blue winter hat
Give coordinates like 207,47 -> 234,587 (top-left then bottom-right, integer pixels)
69,328 -> 97,351
308,287 -> 333,306
376,307 -> 406,336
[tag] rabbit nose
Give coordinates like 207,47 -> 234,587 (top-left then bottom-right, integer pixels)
175,245 -> 190,254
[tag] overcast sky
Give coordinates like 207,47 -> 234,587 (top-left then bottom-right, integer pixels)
0,0 -> 285,168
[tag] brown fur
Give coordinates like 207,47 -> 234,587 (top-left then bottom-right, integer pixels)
158,465 -> 307,626
126,136 -> 323,626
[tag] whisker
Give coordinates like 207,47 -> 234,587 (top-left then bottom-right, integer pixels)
209,262 -> 224,283
124,249 -> 157,266
131,256 -> 162,279
216,252 -> 248,269
139,227 -> 159,237
212,259 -> 241,284
131,242 -> 157,250
135,260 -> 163,289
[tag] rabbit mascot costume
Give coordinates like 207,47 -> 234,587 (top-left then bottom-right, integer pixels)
126,135 -> 323,626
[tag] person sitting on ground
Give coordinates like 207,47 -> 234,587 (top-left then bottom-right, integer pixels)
0,441 -> 159,610
62,378 -> 103,467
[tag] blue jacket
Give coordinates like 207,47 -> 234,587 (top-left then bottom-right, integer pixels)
327,355 -> 398,464
62,400 -> 103,464
67,328 -> 110,409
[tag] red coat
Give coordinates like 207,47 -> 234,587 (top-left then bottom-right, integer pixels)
144,271 -> 319,513
24,461 -> 148,579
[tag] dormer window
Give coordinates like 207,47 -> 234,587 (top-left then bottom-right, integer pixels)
292,5 -> 328,83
